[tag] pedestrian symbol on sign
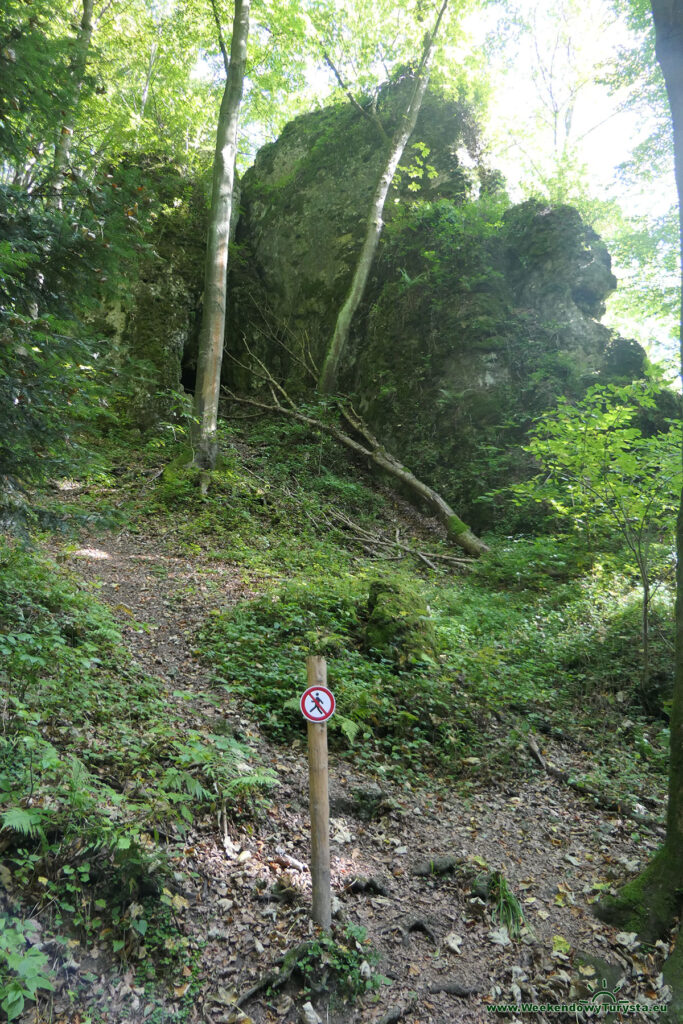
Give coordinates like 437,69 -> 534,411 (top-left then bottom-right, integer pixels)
300,684 -> 335,723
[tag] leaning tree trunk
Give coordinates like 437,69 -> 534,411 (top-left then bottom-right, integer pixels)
596,5 -> 683,1011
51,0 -> 95,209
317,0 -> 449,394
192,0 -> 250,470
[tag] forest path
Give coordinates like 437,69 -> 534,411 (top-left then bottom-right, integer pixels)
43,527 -> 668,1024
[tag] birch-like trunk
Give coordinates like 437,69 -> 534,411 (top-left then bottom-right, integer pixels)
192,0 -> 250,469
51,0 -> 95,209
318,0 -> 449,394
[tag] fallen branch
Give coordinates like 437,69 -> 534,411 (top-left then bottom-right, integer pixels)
223,383 -> 488,558
322,508 -> 475,570
524,733 -> 664,831
345,875 -> 392,897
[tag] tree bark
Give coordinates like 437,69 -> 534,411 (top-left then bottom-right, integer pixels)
651,0 -> 683,873
317,0 -> 449,394
192,0 -> 250,470
596,7 -> 683,1004
51,0 -> 95,209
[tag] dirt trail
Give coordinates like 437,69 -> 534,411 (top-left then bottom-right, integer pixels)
41,529 -> 670,1024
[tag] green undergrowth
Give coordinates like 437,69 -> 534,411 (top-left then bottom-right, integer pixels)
69,416 -> 667,796
34,416 -> 673,789
0,536 -> 275,1013
8,411 -> 673,1012
38,413 -> 671,790
198,535 -> 671,792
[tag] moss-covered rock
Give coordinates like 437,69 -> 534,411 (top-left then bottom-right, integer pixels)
227,85 -> 643,526
227,80 -> 480,378
362,578 -> 438,669
349,196 -> 625,524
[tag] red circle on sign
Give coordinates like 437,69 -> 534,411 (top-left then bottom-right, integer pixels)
300,685 -> 336,723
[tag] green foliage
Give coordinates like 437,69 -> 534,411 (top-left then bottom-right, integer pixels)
499,375 -> 680,685
0,536 -> 275,979
0,916 -> 54,1021
511,377 -> 681,538
487,871 -> 525,939
295,923 -> 386,1001
363,577 -> 439,668
198,556 -> 483,776
99,418 -> 672,796
0,171 -> 196,491
0,310 -> 108,490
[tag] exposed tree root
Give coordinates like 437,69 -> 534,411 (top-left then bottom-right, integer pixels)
595,846 -> 682,943
525,732 -> 664,831
377,1002 -> 417,1024
428,978 -> 480,996
345,875 -> 391,896
235,941 -> 315,1007
411,855 -> 463,876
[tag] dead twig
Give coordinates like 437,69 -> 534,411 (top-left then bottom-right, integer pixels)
324,508 -> 474,570
323,52 -> 389,144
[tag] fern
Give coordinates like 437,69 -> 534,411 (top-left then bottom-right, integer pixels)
224,770 -> 277,797
338,714 -> 361,745
0,240 -> 37,277
1,806 -> 45,838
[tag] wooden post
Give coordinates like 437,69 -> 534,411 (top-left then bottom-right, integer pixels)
306,655 -> 331,931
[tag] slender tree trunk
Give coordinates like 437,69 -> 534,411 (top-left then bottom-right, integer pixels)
596,8 -> 683,1006
317,0 -> 449,394
651,0 -> 683,876
139,36 -> 160,121
192,0 -> 250,470
51,0 -> 95,209
642,574 -> 650,693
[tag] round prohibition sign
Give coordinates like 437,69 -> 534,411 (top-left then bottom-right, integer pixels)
300,684 -> 336,723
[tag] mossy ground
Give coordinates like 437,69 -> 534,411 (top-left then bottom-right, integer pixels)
596,846 -> 682,942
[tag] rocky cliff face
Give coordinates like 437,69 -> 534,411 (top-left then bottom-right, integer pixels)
225,83 -> 639,525
227,79 -> 480,375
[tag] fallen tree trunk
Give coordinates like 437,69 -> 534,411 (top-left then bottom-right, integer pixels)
223,387 -> 488,558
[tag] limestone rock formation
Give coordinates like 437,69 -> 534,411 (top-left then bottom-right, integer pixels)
227,79 -> 480,376
226,84 -> 638,524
